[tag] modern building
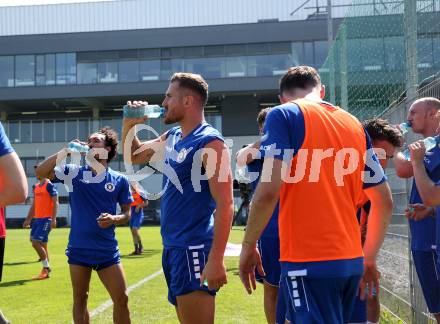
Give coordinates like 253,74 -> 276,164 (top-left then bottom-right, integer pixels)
2,0 -> 439,224
0,0 -> 342,224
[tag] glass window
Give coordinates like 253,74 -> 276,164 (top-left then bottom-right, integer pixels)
21,121 -> 31,143
45,54 -> 56,85
0,56 -> 14,87
361,38 -> 385,70
204,45 -> 224,57
55,120 -> 66,142
226,57 -> 247,77
140,60 -> 160,81
118,61 -> 139,82
304,42 -> 314,66
247,55 -> 271,77
384,36 -> 405,71
225,44 -> 246,56
56,53 -> 67,85
270,54 -> 293,76
139,48 -> 161,59
417,37 -> 433,68
77,63 -> 97,84
15,55 -> 35,87
67,120 -> 77,141
66,53 -> 77,84
183,47 -> 203,57
314,41 -> 328,68
291,42 -> 303,65
43,120 -> 54,142
184,57 -> 224,79
247,43 -> 269,55
31,121 -> 43,143
78,119 -> 90,140
270,42 -> 291,54
225,44 -> 246,55
9,121 -> 19,143
98,62 -> 118,83
104,118 -> 122,136
36,55 -> 45,86
160,59 -> 183,80
161,48 -> 172,58
119,50 -> 138,60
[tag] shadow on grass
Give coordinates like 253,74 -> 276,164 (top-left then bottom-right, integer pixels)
0,278 -> 33,287
120,249 -> 161,259
4,260 -> 39,266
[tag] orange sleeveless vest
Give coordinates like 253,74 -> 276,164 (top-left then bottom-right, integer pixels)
278,99 -> 367,262
131,191 -> 144,207
34,180 -> 55,218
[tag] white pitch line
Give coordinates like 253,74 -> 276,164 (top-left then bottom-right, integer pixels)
90,269 -> 163,318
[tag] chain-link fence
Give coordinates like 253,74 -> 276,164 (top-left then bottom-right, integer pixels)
377,76 -> 440,323
315,1 -> 440,322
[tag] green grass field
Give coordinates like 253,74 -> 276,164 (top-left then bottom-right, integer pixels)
0,226 -> 403,323
1,226 -> 266,324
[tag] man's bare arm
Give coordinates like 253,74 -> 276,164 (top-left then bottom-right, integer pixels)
0,152 -> 27,206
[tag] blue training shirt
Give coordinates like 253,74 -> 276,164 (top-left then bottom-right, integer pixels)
247,158 -> 279,238
410,144 -> 440,251
261,101 -> 385,277
54,164 -> 133,251
0,122 -> 14,157
161,122 -> 224,248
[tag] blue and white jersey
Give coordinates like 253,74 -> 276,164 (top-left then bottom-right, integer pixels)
410,145 -> 440,251
54,164 -> 133,251
160,122 -> 224,248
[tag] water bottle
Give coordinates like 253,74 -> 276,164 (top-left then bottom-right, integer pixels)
402,135 -> 439,161
235,165 -> 250,183
397,122 -> 411,135
123,104 -> 165,119
68,142 -> 89,153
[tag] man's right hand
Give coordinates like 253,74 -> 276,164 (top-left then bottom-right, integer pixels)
23,219 -> 31,228
359,260 -> 380,300
123,100 -> 149,125
405,203 -> 434,221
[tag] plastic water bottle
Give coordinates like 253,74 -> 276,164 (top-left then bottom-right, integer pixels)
123,104 -> 165,119
68,142 -> 89,153
398,122 -> 411,135
402,135 -> 439,160
235,165 -> 250,183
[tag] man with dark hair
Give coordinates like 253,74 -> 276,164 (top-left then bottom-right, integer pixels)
23,165 -> 58,280
349,118 -> 403,324
236,107 -> 285,324
36,127 -> 133,324
122,72 -> 233,323
239,66 -> 393,324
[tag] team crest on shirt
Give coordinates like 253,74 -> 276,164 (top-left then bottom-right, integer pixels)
177,148 -> 189,163
104,182 -> 115,192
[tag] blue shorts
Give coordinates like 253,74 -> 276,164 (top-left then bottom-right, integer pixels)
348,295 -> 367,323
162,244 -> 216,306
129,206 -> 144,229
280,270 -> 361,324
412,250 -> 440,313
66,248 -> 120,271
256,236 -> 281,287
30,218 -> 52,243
